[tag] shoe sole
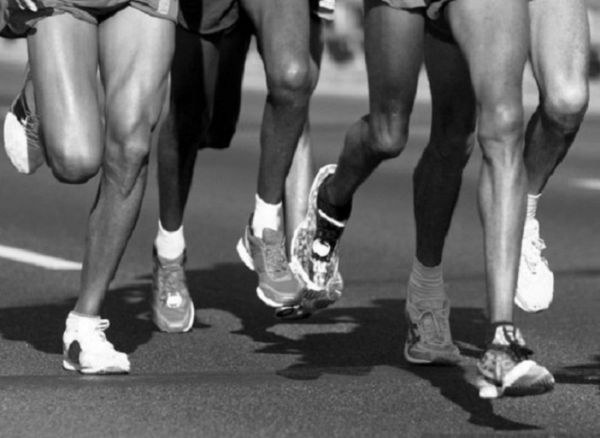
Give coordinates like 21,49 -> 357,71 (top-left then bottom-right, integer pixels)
63,359 -> 130,375
477,360 -> 555,399
290,164 -> 342,294
403,342 -> 462,366
153,304 -> 195,333
236,237 -> 295,308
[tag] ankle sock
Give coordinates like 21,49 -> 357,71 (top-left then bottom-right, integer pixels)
408,258 -> 445,301
155,221 -> 185,260
251,195 -> 282,238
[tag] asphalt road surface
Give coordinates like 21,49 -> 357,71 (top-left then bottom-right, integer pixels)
0,60 -> 599,437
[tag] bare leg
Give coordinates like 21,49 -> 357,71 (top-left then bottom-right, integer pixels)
76,7 -> 174,315
285,124 -> 313,247
27,14 -> 103,184
241,0 -> 321,204
525,0 -> 589,194
414,30 -> 476,267
324,0 -> 424,207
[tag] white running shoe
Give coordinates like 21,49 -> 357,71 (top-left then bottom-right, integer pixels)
3,68 -> 44,175
514,219 -> 554,313
62,312 -> 130,375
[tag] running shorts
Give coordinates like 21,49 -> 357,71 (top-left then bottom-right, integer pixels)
178,0 -> 239,35
380,0 -> 451,19
4,0 -> 178,36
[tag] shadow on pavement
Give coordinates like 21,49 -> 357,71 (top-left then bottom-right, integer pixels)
554,354 -> 600,395
0,283 -> 156,356
0,262 -> 545,430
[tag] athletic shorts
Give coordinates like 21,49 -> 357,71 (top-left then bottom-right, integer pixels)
178,0 -> 332,37
4,0 -> 178,36
178,0 -> 239,35
380,0 -> 451,19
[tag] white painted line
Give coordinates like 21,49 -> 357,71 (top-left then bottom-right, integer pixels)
0,244 -> 82,270
570,177 -> 600,191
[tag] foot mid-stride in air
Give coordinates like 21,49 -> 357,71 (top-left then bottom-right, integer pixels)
294,0 -> 556,398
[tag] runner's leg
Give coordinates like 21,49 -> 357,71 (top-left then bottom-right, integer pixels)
75,7 -> 174,315
447,0 -> 528,324
512,0 -> 590,312
414,29 -> 475,267
27,14 -> 103,183
526,0 -> 589,194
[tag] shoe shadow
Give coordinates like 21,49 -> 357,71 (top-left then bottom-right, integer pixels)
0,283 -> 156,356
553,354 -> 600,395
183,263 -> 538,431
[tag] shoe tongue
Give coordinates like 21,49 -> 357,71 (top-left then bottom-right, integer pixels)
262,228 -> 283,244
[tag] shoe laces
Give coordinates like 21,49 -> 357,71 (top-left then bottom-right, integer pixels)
412,299 -> 451,346
160,265 -> 185,308
85,319 -> 118,353
492,325 -> 533,361
264,240 -> 290,276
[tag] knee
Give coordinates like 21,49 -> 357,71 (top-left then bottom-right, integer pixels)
43,131 -> 102,184
542,81 -> 589,131
105,112 -> 153,175
267,60 -> 314,105
50,153 -> 101,184
477,102 -> 524,164
367,115 -> 409,160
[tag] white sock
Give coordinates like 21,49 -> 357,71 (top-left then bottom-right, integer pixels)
251,195 -> 282,238
66,311 -> 100,329
526,194 -> 541,221
154,221 -> 185,260
408,258 -> 446,301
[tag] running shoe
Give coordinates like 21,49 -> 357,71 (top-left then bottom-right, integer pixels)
316,0 -> 335,21
404,293 -> 461,365
237,223 -> 302,307
514,218 -> 554,313
274,270 -> 344,320
3,68 -> 44,174
291,164 -> 345,298
152,248 -> 195,333
62,312 -> 130,374
476,324 -> 554,399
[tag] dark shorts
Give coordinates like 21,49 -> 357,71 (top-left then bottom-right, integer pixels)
380,0 -> 451,19
3,0 -> 178,36
178,0 -> 239,35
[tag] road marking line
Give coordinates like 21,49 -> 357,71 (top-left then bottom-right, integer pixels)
0,244 -> 82,270
571,177 -> 600,191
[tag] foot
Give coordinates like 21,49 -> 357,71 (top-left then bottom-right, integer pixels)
62,312 -> 130,375
3,67 -> 44,175
237,224 -> 302,307
515,218 -> 554,313
404,290 -> 461,365
291,164 -> 345,298
152,248 -> 195,333
476,324 -> 554,399
274,270 -> 344,320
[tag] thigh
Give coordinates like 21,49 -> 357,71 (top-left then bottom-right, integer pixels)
240,0 -> 312,84
206,21 -> 253,148
529,0 -> 589,99
446,0 -> 529,105
98,6 -> 175,137
424,29 -> 476,145
171,26 -> 219,136
27,14 -> 102,160
363,0 -> 424,129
